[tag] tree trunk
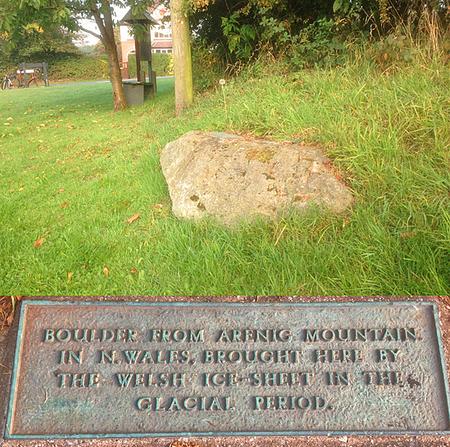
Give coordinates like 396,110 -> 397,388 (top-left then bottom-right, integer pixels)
105,40 -> 127,111
95,1 -> 127,111
170,0 -> 193,115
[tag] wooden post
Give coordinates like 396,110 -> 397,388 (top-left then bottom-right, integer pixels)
170,0 -> 193,115
147,27 -> 153,82
135,39 -> 142,82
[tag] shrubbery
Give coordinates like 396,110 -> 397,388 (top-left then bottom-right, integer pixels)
190,4 -> 448,88
289,18 -> 348,69
190,0 -> 447,71
127,53 -> 174,78
1,54 -> 109,82
48,55 -> 109,81
192,45 -> 225,91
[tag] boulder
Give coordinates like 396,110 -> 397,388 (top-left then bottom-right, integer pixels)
160,131 -> 353,225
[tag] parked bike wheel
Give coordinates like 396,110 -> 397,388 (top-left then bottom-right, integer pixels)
27,70 -> 46,88
1,79 -> 12,90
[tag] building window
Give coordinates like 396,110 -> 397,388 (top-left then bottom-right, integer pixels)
155,31 -> 171,38
154,30 -> 172,39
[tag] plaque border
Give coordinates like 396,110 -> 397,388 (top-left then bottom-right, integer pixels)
4,299 -> 450,439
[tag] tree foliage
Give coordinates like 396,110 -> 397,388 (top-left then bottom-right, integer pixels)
10,27 -> 79,61
0,0 -> 71,44
0,0 -> 77,69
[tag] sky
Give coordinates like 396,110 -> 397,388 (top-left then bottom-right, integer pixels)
76,6 -> 128,46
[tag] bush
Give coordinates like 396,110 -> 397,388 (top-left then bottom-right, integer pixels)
1,54 -> 108,82
49,55 -> 109,81
127,53 -> 174,78
192,45 -> 225,91
289,18 -> 347,70
367,34 -> 416,69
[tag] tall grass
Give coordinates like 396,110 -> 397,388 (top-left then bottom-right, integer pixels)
351,7 -> 448,71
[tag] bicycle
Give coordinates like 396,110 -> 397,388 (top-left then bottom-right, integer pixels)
26,68 -> 45,87
16,69 -> 45,88
1,73 -> 16,90
3,69 -> 46,89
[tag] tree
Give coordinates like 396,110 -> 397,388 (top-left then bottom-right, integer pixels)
171,0 -> 193,115
70,1 -> 131,111
0,0 -> 71,53
0,0 -> 71,70
10,26 -> 79,60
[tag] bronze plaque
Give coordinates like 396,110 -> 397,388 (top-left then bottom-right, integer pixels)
4,300 -> 450,439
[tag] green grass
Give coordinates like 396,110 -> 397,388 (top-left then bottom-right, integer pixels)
0,63 -> 448,295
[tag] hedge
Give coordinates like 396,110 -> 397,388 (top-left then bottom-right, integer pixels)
127,53 -> 173,78
2,53 -> 173,83
48,56 -> 109,81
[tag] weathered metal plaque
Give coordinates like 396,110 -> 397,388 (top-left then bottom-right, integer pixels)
4,300 -> 450,439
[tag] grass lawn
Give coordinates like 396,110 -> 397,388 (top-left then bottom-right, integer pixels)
0,65 -> 448,296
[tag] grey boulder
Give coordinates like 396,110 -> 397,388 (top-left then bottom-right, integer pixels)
160,131 -> 353,225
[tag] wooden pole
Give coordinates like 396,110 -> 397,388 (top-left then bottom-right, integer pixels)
148,22 -> 156,94
135,39 -> 142,82
170,0 -> 193,115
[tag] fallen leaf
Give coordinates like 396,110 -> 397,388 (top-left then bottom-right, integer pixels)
127,213 -> 140,224
33,237 -> 45,248
153,203 -> 163,210
58,188 -> 65,193
103,266 -> 109,277
60,201 -> 69,209
130,267 -> 138,275
67,272 -> 73,282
